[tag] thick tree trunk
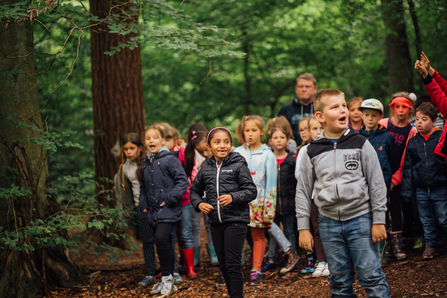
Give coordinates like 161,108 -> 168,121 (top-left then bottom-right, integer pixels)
90,0 -> 145,245
0,19 -> 79,298
381,0 -> 414,93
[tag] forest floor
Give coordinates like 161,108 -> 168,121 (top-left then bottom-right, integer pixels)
43,226 -> 447,298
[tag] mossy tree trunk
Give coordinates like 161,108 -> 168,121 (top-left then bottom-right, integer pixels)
0,18 -> 80,298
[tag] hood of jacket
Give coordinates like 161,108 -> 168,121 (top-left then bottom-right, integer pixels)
146,146 -> 170,159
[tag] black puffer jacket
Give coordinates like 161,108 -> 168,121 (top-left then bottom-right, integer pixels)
190,152 -> 257,225
401,129 -> 447,201
277,151 -> 297,215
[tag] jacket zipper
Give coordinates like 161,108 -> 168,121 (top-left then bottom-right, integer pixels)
334,142 -> 341,220
216,160 -> 223,223
278,164 -> 282,215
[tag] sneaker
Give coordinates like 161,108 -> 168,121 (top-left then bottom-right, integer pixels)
312,261 -> 327,278
261,262 -> 277,274
321,262 -> 330,277
150,282 -> 162,294
138,275 -> 156,287
160,274 -> 174,295
216,276 -> 226,287
279,251 -> 300,275
250,271 -> 262,286
413,236 -> 424,249
422,246 -> 436,259
173,272 -> 183,285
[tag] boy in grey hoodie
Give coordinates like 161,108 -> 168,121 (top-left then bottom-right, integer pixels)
295,89 -> 390,297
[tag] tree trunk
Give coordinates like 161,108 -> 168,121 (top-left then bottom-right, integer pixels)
0,19 -> 79,298
381,0 -> 414,93
90,0 -> 145,244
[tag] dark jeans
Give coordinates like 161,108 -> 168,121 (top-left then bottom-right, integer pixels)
155,222 -> 177,276
415,186 -> 447,247
389,184 -> 404,231
392,184 -> 423,237
136,207 -> 155,276
211,222 -> 247,298
310,201 -> 325,262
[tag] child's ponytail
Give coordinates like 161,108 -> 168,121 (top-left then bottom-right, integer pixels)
184,124 -> 208,178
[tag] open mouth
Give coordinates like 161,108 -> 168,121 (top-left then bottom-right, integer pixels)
149,145 -> 156,150
339,116 -> 347,124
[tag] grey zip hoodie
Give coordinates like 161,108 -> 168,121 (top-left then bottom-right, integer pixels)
295,128 -> 387,230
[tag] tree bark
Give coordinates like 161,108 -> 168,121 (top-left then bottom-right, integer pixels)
381,0 -> 414,93
90,0 -> 145,244
0,19 -> 79,298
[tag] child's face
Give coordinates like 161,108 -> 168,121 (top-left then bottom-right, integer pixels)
194,139 -> 212,159
271,130 -> 288,151
317,95 -> 348,137
209,131 -> 232,161
348,101 -> 363,125
308,118 -> 323,140
392,104 -> 411,122
123,142 -> 141,162
243,120 -> 264,147
415,111 -> 435,136
299,121 -> 310,143
145,129 -> 164,155
164,136 -> 176,151
362,109 -> 383,131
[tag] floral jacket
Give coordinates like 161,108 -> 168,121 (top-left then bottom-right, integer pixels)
234,144 -> 277,228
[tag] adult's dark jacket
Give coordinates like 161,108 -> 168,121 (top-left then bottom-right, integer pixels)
277,95 -> 315,144
401,129 -> 447,202
190,152 -> 257,225
359,125 -> 394,196
139,147 -> 188,225
277,151 -> 297,216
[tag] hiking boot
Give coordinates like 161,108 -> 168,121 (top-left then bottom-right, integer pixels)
390,232 -> 407,260
173,273 -> 183,285
422,246 -> 436,260
413,236 -> 424,249
311,261 -> 326,278
138,275 -> 156,287
261,262 -> 277,274
250,271 -> 262,286
280,251 -> 300,275
160,274 -> 175,295
216,276 -> 226,287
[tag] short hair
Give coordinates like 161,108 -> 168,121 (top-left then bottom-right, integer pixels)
239,115 -> 265,142
314,89 -> 344,113
296,73 -> 317,86
347,97 -> 363,110
414,95 -> 435,110
267,116 -> 294,139
416,103 -> 438,122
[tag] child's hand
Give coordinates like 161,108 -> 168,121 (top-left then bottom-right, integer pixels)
143,209 -> 148,213
199,203 -> 214,214
299,229 -> 314,252
390,183 -> 395,191
160,202 -> 165,207
371,224 -> 387,243
415,60 -> 429,78
217,194 -> 233,207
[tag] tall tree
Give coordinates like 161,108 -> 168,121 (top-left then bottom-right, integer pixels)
381,0 -> 413,93
0,18 -> 79,298
90,0 -> 145,241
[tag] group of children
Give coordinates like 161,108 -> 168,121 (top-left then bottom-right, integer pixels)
113,52 -> 447,297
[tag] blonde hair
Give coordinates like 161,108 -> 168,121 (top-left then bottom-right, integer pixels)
145,124 -> 165,139
347,97 -> 363,110
307,116 -> 321,130
267,116 -> 294,139
314,89 -> 345,112
240,115 -> 265,142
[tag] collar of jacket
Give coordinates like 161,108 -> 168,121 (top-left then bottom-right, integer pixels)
416,128 -> 443,141
312,127 -> 356,145
247,143 -> 270,154
146,146 -> 170,159
360,124 -> 387,136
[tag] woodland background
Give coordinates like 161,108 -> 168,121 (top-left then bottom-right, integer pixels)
1,0 -> 447,297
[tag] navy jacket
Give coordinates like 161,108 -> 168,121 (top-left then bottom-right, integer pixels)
277,96 -> 315,144
359,125 -> 394,195
277,151 -> 297,215
401,129 -> 447,201
190,152 -> 257,225
139,147 -> 188,225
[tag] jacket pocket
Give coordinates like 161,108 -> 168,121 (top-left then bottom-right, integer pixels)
156,206 -> 175,222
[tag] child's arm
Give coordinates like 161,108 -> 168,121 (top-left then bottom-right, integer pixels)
226,163 -> 257,206
163,157 -> 189,207
189,168 -> 214,214
400,142 -> 414,203
422,75 -> 447,117
263,151 -> 278,224
138,166 -> 149,212
420,52 -> 447,95
294,145 -> 306,180
295,146 -> 314,250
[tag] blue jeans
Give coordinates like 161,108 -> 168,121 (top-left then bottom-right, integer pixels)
268,214 -> 296,260
171,204 -> 194,249
415,186 -> 447,247
319,212 -> 390,298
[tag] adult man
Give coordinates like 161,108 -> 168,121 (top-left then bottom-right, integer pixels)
278,73 -> 318,144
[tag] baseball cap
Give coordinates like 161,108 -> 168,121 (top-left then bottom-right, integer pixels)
359,98 -> 384,114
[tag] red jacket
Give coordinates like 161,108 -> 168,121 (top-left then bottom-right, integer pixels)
423,72 -> 447,162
